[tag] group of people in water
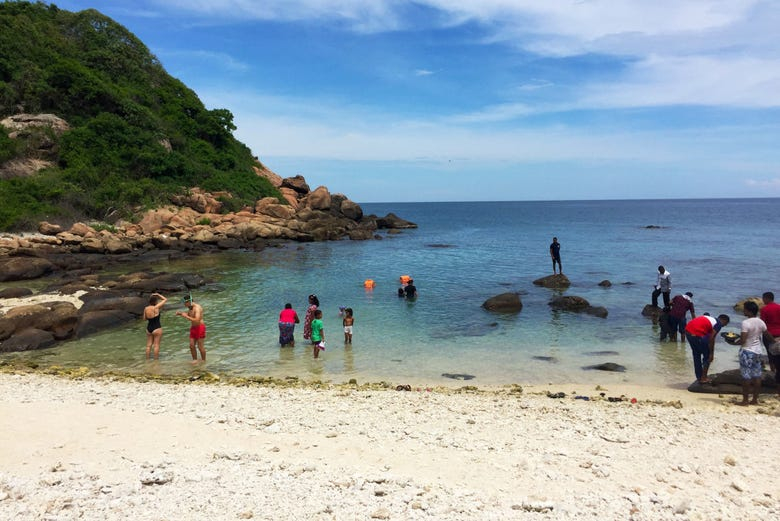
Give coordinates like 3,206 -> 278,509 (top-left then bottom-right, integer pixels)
141,286 -> 370,362
652,264 -> 780,405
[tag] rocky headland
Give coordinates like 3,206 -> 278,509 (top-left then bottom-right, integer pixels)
0,161 -> 416,352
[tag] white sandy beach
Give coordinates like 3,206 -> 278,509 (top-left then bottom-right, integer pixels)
0,373 -> 779,520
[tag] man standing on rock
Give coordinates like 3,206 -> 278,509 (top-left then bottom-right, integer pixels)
549,237 -> 562,275
176,294 -> 206,361
651,265 -> 671,308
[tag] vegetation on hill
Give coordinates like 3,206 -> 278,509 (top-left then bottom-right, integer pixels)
0,1 -> 282,230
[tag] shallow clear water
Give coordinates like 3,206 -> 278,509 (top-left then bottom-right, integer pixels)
4,199 -> 780,387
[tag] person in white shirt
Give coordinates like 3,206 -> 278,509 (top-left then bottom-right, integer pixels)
738,301 -> 767,406
651,265 -> 671,308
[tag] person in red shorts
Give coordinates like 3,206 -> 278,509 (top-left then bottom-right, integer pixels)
176,294 -> 206,361
760,291 -> 780,395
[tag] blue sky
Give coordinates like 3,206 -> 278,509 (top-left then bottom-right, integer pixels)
45,0 -> 780,202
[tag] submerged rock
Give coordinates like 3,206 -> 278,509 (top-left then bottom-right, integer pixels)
549,295 -> 590,311
441,373 -> 476,381
583,362 -> 626,372
482,292 -> 523,313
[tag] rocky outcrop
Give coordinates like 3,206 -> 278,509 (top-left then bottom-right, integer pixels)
533,274 -> 571,288
0,269 -> 208,352
0,301 -> 79,350
373,213 -> 417,230
281,175 -> 310,195
1,113 -> 71,136
482,293 -> 523,313
0,256 -> 55,282
0,114 -> 71,179
1,172 -> 415,263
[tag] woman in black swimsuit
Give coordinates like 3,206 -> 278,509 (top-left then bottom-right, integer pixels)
144,293 -> 167,359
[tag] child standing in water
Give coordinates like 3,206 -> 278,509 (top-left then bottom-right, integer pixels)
311,309 -> 325,358
343,307 -> 354,344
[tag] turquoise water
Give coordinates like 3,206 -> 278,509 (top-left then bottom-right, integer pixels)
4,199 -> 780,387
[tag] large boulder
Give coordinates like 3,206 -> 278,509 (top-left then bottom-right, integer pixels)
0,301 -> 79,342
38,221 -> 63,235
687,369 -> 776,394
307,186 -> 332,211
104,238 -> 133,254
0,304 -> 51,334
0,328 -> 56,352
281,175 -> 310,195
0,287 -> 33,298
255,197 -> 296,219
533,274 -> 571,288
69,222 -> 94,237
340,199 -> 363,221
734,297 -> 763,314
0,257 -> 55,281
79,237 -> 105,253
482,292 -> 523,313
75,310 -> 135,338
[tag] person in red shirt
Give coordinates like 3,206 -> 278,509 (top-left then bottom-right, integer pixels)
668,291 -> 696,342
760,291 -> 780,395
684,313 -> 730,384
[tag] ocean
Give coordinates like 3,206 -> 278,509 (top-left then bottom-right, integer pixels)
4,199 -> 780,387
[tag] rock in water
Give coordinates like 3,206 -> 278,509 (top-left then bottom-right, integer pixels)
482,292 -> 522,313
533,274 -> 571,288
442,373 -> 476,380
583,362 -> 626,372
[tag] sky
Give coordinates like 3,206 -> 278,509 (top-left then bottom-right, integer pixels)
41,0 -> 780,202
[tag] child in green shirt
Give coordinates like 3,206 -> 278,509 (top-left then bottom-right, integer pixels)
311,309 -> 325,359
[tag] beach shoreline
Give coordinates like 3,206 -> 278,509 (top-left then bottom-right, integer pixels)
1,371 -> 778,520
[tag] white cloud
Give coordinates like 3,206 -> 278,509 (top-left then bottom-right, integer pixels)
579,55 -> 780,108
414,69 -> 436,76
198,87 -> 778,166
745,178 -> 780,188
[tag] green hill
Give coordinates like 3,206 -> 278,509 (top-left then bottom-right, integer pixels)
0,1 -> 282,230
